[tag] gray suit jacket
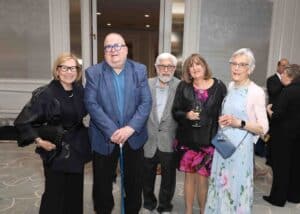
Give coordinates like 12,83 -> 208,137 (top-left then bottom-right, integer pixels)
144,77 -> 180,158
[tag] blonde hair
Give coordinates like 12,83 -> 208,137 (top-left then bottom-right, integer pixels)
52,52 -> 82,82
182,53 -> 212,83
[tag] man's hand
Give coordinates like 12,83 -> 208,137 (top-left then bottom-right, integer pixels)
110,126 -> 135,145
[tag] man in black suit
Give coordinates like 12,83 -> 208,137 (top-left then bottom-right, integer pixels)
267,58 -> 289,104
265,58 -> 289,166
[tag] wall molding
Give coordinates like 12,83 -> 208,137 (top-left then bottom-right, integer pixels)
0,79 -> 49,119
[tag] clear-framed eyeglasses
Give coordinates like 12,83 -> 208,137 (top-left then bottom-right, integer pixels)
229,62 -> 249,69
156,64 -> 176,71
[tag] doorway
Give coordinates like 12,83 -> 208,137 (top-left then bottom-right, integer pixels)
96,0 -> 160,76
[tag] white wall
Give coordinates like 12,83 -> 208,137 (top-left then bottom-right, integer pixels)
197,0 -> 273,86
1,0 -> 300,120
0,0 -> 70,120
267,0 -> 300,77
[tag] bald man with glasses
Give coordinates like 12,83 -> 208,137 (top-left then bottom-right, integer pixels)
84,32 -> 152,214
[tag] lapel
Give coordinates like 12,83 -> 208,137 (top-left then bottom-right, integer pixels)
160,79 -> 176,123
275,74 -> 281,83
123,62 -> 133,118
71,83 -> 84,121
150,78 -> 159,124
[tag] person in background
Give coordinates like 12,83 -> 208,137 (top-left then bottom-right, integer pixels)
265,58 -> 289,167
263,64 -> 300,207
267,58 -> 289,105
84,32 -> 152,214
172,53 -> 226,214
142,53 -> 180,214
205,48 -> 269,214
14,52 -> 90,214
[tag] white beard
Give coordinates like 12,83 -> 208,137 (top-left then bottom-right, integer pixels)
158,75 -> 173,83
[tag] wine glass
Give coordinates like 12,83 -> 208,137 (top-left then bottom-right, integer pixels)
192,101 -> 202,127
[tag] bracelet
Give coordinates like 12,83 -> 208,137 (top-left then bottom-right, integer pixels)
35,137 -> 42,144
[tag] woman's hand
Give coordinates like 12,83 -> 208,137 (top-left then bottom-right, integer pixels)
219,114 -> 241,128
35,138 -> 56,151
186,110 -> 200,121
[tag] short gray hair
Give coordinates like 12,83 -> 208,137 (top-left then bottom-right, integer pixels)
285,64 -> 300,82
229,48 -> 256,73
155,52 -> 177,66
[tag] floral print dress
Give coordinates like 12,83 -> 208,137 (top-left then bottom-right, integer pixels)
205,86 -> 254,214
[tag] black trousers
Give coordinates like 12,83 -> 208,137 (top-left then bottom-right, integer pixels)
268,138 -> 300,205
39,165 -> 84,214
93,143 -> 144,214
142,149 -> 176,212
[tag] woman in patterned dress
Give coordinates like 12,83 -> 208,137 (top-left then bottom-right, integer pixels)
205,48 -> 269,214
172,54 -> 226,214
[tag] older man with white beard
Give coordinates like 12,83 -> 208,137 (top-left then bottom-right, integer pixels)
142,53 -> 180,214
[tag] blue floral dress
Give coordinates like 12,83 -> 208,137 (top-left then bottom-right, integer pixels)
205,86 -> 255,214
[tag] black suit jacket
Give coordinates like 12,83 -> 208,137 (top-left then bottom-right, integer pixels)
271,80 -> 300,141
267,74 -> 283,104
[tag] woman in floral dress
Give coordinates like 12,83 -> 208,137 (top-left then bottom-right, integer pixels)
172,54 -> 226,214
205,48 -> 269,214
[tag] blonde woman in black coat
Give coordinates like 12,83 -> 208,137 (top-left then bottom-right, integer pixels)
14,53 -> 90,214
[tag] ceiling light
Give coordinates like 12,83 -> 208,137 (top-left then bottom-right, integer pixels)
96,12 -> 101,15
107,23 -> 111,26
145,24 -> 150,28
144,14 -> 150,18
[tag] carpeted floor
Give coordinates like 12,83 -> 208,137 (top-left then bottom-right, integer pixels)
1,141 -> 300,213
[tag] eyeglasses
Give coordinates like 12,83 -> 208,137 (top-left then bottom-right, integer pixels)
156,64 -> 176,71
104,43 -> 126,52
229,62 -> 249,69
57,65 -> 79,72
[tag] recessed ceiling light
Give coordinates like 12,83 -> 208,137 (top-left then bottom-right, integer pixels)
144,14 -> 150,18
145,24 -> 150,28
107,23 -> 111,26
96,12 -> 101,15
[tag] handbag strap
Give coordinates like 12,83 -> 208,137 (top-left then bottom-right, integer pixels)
236,132 -> 248,147
220,128 -> 249,149
219,82 -> 248,149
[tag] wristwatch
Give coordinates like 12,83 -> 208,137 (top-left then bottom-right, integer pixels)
240,120 -> 246,128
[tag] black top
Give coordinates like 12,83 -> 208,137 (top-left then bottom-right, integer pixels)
267,74 -> 283,105
14,80 -> 91,173
172,78 -> 227,150
271,79 -> 300,140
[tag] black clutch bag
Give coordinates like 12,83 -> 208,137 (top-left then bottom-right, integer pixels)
34,124 -> 65,165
